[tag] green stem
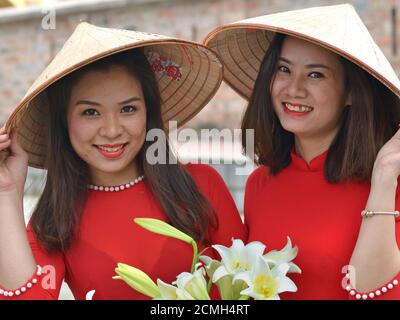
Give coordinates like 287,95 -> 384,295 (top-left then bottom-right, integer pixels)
238,295 -> 250,300
190,240 -> 199,273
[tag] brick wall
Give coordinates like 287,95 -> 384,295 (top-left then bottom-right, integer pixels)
0,0 -> 399,129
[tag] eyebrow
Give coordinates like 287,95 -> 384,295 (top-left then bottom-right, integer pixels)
75,96 -> 142,106
279,57 -> 331,70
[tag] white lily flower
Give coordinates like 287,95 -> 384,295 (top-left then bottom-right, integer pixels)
234,256 -> 297,300
200,239 -> 266,300
211,239 -> 266,282
263,237 -> 301,273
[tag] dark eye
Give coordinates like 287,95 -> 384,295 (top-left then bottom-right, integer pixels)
309,72 -> 324,79
121,105 -> 137,113
82,109 -> 100,116
277,65 -> 290,73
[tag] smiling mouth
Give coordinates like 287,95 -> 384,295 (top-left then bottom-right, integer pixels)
93,143 -> 128,152
283,102 -> 313,113
92,143 -> 129,159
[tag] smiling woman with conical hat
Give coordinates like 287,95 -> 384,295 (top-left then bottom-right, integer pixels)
7,22 -> 225,168
0,23 -> 247,300
205,4 -> 400,300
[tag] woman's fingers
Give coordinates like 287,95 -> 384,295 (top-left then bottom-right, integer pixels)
0,132 -> 9,141
9,130 -> 28,160
0,127 -> 11,165
0,130 -> 27,158
0,126 -> 10,144
0,140 -> 11,165
0,139 -> 11,150
0,128 -> 10,145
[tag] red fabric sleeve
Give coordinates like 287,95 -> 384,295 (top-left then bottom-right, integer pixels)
0,223 -> 66,300
348,186 -> 400,300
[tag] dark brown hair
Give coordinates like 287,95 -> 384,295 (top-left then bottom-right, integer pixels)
242,33 -> 400,183
31,48 -> 218,252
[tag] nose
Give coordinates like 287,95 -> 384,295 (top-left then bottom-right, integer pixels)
99,114 -> 123,139
286,75 -> 307,98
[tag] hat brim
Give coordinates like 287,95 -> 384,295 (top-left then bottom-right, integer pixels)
204,5 -> 400,101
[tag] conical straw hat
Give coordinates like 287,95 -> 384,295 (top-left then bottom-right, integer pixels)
5,22 -> 223,169
204,3 -> 400,100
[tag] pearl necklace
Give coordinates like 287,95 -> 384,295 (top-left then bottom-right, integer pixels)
88,175 -> 144,192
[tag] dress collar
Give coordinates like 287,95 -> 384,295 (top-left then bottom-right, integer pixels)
290,149 -> 328,172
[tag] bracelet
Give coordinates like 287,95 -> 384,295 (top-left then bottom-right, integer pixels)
344,272 -> 399,300
0,265 -> 42,297
361,210 -> 400,218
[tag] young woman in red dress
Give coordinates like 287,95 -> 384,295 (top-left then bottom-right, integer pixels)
205,4 -> 400,299
0,23 -> 246,299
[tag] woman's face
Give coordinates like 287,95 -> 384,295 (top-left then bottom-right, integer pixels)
271,36 -> 350,142
66,65 -> 147,184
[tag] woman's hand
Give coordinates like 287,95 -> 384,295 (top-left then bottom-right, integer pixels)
0,126 -> 28,196
371,127 -> 400,188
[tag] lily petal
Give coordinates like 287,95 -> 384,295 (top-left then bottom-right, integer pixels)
155,279 -> 179,300
245,241 -> 266,257
271,263 -> 290,279
288,262 -> 302,274
278,277 -> 298,293
240,286 -> 264,300
212,245 -> 235,266
175,269 -> 210,300
176,288 -> 195,300
212,265 -> 230,283
253,255 -> 272,276
233,271 -> 252,286
230,239 -> 246,252
199,255 -> 213,266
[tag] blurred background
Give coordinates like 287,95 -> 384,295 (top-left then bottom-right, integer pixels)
0,0 -> 399,299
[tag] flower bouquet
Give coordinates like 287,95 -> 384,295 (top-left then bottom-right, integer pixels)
113,218 -> 301,300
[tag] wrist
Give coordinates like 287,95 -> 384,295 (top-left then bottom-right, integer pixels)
371,166 -> 398,189
0,189 -> 23,204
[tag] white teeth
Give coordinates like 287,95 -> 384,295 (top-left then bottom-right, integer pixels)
97,145 -> 124,152
284,103 -> 312,112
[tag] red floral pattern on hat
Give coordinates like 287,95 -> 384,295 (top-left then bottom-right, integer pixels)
147,52 -> 183,81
